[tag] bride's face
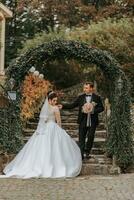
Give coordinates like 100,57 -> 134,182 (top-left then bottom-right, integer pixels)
49,97 -> 58,106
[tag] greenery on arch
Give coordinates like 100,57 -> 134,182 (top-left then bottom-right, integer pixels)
7,39 -> 134,168
0,85 -> 24,154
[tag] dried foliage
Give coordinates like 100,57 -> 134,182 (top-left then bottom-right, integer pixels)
20,73 -> 51,121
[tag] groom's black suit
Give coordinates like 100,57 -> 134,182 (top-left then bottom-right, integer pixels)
63,93 -> 104,159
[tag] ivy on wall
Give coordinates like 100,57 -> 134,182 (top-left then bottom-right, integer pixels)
0,101 -> 23,154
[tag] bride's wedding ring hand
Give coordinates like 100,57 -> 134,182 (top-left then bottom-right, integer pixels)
58,104 -> 63,109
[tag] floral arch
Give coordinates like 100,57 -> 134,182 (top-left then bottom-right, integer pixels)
8,40 -> 133,167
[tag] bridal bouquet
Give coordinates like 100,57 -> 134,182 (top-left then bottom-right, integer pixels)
82,102 -> 97,114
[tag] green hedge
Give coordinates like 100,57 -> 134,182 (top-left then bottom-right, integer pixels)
0,102 -> 23,154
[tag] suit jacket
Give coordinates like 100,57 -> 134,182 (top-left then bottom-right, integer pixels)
62,93 -> 104,127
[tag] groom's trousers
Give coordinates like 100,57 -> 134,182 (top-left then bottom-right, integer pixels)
78,122 -> 97,157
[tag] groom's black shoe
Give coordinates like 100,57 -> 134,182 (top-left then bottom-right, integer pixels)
82,154 -> 84,160
85,153 -> 91,159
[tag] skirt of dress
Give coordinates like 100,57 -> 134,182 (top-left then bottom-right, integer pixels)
0,121 -> 82,178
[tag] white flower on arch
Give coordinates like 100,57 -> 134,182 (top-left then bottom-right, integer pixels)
33,70 -> 39,76
29,66 -> 36,73
39,74 -> 44,79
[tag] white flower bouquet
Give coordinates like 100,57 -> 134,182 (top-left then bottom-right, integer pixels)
82,101 -> 97,114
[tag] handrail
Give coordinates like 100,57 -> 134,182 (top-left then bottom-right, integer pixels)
104,98 -> 111,137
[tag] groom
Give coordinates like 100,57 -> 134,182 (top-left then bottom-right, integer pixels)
61,82 -> 104,160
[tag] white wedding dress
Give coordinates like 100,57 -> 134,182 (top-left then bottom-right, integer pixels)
0,98 -> 82,178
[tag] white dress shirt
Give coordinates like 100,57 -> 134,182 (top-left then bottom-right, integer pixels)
85,93 -> 92,127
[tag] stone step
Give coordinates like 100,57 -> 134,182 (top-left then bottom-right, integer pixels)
62,109 -> 105,114
23,128 -> 107,139
34,109 -> 79,118
62,126 -> 106,134
29,117 -> 78,123
73,137 -> 106,149
61,96 -> 77,100
62,125 -> 105,131
61,111 -> 104,119
68,130 -> 107,139
59,117 -> 77,123
35,109 -> 105,119
80,163 -> 115,175
26,122 -> 80,129
26,121 -> 105,131
28,116 -> 105,125
31,114 -> 105,124
91,147 -> 105,155
0,153 -> 113,175
82,155 -> 112,165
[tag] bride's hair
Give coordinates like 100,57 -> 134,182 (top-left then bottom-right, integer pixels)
47,91 -> 57,100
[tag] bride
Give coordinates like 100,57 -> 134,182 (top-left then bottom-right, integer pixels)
0,91 -> 82,178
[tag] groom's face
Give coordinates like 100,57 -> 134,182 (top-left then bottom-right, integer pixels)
83,84 -> 93,94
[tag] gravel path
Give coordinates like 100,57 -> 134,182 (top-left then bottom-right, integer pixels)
0,174 -> 134,200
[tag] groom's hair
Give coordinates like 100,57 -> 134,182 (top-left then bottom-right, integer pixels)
84,82 -> 94,88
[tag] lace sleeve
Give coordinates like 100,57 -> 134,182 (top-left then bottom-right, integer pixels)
54,106 -> 61,127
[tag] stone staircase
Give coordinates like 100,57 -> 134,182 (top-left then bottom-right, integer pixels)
23,95 -> 118,176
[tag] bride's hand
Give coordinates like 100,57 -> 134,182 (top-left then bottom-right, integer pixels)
58,104 -> 63,109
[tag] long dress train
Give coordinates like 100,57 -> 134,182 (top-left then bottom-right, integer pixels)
0,104 -> 82,178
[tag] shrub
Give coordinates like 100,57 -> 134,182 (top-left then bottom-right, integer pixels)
66,17 -> 134,96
